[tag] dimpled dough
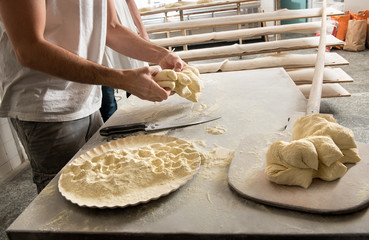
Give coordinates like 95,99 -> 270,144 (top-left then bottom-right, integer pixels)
58,136 -> 202,207
154,65 -> 203,102
265,114 -> 361,188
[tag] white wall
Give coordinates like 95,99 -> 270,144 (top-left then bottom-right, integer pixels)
260,0 -> 275,26
260,0 -> 275,12
345,0 -> 369,13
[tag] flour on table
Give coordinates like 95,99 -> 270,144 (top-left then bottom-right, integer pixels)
193,103 -> 207,112
206,125 -> 227,135
200,145 -> 235,180
58,135 -> 202,208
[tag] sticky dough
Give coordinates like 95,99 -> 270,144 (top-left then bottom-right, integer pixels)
154,65 -> 203,102
265,114 -> 361,188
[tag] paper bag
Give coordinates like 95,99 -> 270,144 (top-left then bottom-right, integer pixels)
331,11 -> 350,41
344,20 -> 367,52
367,18 -> 369,48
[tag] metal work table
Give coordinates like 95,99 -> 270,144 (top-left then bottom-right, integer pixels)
7,68 -> 369,240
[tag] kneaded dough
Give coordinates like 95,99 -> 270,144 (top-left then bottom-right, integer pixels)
292,113 -> 357,150
265,114 -> 361,188
314,161 -> 347,181
265,141 -> 315,188
154,65 -> 203,102
339,148 -> 361,164
278,139 -> 319,170
305,136 -> 343,167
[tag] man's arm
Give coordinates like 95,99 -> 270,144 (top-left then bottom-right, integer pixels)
0,0 -> 170,102
106,0 -> 185,72
126,0 -> 149,40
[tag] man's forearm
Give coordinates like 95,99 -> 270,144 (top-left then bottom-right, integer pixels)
22,38 -> 125,89
106,22 -> 169,64
126,0 -> 149,39
106,0 -> 169,64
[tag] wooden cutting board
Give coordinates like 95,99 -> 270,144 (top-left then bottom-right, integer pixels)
228,132 -> 369,215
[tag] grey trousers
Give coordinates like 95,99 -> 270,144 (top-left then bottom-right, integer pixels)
10,111 -> 103,193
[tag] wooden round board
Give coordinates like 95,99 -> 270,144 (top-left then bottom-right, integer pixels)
228,133 -> 369,215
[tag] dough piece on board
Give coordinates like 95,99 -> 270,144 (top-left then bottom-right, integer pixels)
265,114 -> 361,188
292,113 -> 357,150
278,139 -> 319,170
265,141 -> 315,188
313,161 -> 347,181
265,137 -> 344,188
340,148 -> 361,164
305,136 -> 343,167
292,113 -> 360,164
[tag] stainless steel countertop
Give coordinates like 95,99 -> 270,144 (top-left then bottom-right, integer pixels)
7,68 -> 369,240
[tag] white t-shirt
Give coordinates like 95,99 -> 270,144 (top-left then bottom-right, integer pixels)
0,0 -> 107,122
103,0 -> 147,70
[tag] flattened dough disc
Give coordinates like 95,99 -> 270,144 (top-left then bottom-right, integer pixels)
228,133 -> 369,215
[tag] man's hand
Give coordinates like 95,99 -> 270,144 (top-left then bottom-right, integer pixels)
121,67 -> 171,102
158,51 -> 187,72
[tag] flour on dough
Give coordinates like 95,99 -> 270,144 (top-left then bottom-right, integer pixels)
58,135 -> 202,208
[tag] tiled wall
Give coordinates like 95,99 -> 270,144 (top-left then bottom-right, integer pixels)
0,118 -> 25,181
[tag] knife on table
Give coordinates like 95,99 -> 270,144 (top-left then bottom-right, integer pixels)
99,116 -> 221,136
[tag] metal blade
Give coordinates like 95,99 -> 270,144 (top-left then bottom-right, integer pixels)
145,116 -> 221,132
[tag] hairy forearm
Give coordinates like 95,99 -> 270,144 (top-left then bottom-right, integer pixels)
106,23 -> 169,64
126,0 -> 149,39
20,38 -> 125,89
